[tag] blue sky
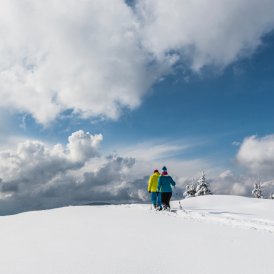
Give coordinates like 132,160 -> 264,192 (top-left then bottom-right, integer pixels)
1,0 -> 274,214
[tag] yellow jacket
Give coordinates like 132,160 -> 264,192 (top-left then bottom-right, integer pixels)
147,172 -> 160,192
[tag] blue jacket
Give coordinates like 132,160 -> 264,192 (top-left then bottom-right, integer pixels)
157,175 -> 176,193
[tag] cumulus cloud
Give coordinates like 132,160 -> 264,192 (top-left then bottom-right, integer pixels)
236,134 -> 274,176
0,0 -> 156,124
136,0 -> 274,70
0,130 -> 102,185
0,130 -> 152,215
66,130 -> 103,162
0,0 -> 274,124
209,170 -> 253,196
215,173 -> 274,198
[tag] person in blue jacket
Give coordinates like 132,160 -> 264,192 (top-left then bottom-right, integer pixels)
157,166 -> 176,210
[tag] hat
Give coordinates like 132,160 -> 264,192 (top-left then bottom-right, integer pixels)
153,169 -> 159,173
162,166 -> 167,171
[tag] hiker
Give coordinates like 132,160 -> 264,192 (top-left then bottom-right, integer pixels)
157,166 -> 176,210
148,169 -> 162,210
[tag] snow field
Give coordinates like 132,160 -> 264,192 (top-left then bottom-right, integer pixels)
0,195 -> 273,274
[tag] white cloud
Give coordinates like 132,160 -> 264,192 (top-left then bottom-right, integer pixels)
136,0 -> 274,70
0,130 -> 151,215
0,0 -> 274,124
237,135 -> 274,175
118,141 -> 190,161
0,130 -> 102,181
219,169 -> 234,179
232,141 -> 241,147
0,0 -> 157,124
66,130 -> 103,162
116,138 -> 215,178
210,170 -> 274,198
209,170 -> 252,196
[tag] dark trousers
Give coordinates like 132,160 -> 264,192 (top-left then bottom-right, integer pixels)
161,192 -> 172,209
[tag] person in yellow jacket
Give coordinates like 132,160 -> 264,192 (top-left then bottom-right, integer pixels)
147,169 -> 162,210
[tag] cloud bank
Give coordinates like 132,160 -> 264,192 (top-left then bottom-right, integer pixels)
0,130 -> 150,215
2,131 -> 274,215
0,0 -> 274,124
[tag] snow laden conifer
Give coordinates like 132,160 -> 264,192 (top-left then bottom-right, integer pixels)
252,183 -> 263,198
184,178 -> 196,198
195,172 -> 212,196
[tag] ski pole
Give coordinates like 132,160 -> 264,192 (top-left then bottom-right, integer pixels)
174,186 -> 183,210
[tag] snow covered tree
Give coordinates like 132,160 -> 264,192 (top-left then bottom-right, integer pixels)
184,179 -> 196,198
252,183 -> 263,198
195,172 -> 212,196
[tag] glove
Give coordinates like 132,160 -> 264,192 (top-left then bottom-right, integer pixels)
148,191 -> 151,193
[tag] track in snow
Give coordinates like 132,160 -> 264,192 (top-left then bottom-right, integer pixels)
174,207 -> 274,233
123,201 -> 274,234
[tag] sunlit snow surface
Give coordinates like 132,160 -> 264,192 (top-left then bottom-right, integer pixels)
0,195 -> 274,274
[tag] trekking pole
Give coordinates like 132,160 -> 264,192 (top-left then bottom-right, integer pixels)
174,186 -> 183,210
178,199 -> 183,210
174,186 -> 189,213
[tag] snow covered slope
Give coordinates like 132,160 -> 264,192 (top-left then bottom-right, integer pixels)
0,195 -> 274,274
